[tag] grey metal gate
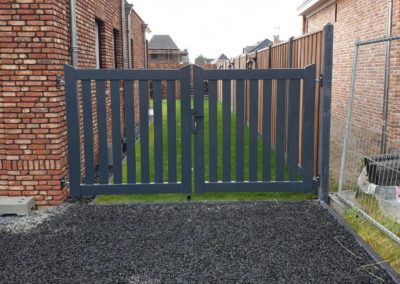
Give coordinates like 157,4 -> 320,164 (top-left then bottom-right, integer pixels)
64,64 -> 318,197
192,65 -> 316,194
65,65 -> 193,196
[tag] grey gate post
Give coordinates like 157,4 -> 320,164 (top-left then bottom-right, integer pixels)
64,65 -> 82,197
193,65 -> 205,194
180,65 -> 193,195
318,23 -> 334,203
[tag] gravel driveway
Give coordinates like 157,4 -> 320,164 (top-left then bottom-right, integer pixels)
0,201 -> 396,283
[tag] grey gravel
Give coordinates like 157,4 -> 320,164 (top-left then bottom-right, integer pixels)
0,201 -> 395,283
0,203 -> 70,234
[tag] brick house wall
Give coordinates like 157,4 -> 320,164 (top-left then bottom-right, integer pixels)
300,0 -> 400,184
0,0 -> 70,205
0,0 -> 147,205
129,9 -> 147,123
130,9 -> 146,69
387,2 -> 400,144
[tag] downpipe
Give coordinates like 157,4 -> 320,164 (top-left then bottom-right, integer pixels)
69,0 -> 78,67
380,0 -> 393,154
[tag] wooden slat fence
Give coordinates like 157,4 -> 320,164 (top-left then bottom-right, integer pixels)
222,30 -> 323,174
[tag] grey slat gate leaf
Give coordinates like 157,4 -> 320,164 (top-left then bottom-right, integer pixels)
65,66 -> 192,196
64,64 -> 316,197
193,65 -> 316,194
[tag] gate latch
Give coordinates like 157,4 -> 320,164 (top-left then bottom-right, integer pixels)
191,109 -> 204,134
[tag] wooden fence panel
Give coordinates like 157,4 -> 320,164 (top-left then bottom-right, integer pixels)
229,30 -> 323,174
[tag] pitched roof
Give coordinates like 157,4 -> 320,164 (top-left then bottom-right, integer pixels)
247,38 -> 272,53
216,53 -> 229,61
148,35 -> 179,50
243,46 -> 255,53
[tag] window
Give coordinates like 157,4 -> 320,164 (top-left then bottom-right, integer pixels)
130,39 -> 134,68
334,3 -> 338,22
113,29 -> 119,68
95,19 -> 103,68
151,52 -> 158,60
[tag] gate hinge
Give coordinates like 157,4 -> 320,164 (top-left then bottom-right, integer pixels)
317,74 -> 323,88
60,176 -> 68,188
314,176 -> 321,188
56,74 -> 65,88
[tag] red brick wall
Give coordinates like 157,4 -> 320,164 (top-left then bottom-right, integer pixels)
387,1 -> 400,146
148,62 -> 185,70
305,0 -> 390,123
147,62 -> 186,98
303,0 -> 400,183
0,0 -> 147,205
129,9 -> 146,123
130,10 -> 146,69
0,0 -> 69,205
304,3 -> 336,33
198,64 -> 217,70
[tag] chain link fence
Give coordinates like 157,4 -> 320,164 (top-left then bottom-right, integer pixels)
338,35 -> 400,244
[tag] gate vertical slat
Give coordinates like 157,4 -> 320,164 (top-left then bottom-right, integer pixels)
96,80 -> 108,184
167,80 -> 177,183
208,80 -> 218,182
64,65 -> 81,196
235,80 -> 245,182
249,79 -> 259,181
180,66 -> 192,194
111,80 -> 122,184
276,79 -> 286,181
222,79 -> 231,182
153,80 -> 164,183
82,80 -> 94,184
288,80 -> 300,181
193,66 -> 205,193
139,80 -> 150,183
302,64 -> 316,192
124,80 -> 136,184
262,79 -> 272,181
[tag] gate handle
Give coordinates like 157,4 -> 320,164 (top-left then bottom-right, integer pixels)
191,109 -> 204,119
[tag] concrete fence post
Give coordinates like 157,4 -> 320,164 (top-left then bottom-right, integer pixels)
287,37 -> 294,68
318,23 -> 334,203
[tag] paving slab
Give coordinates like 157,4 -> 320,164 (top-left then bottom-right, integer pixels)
0,197 -> 35,216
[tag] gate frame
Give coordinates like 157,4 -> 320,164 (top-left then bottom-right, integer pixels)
64,23 -> 334,198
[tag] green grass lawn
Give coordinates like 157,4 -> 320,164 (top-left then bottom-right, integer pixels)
344,208 -> 400,273
96,99 -> 315,203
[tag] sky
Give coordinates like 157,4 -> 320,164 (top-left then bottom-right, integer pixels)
129,0 -> 303,62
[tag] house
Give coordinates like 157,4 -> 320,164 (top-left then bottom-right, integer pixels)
0,0 -> 148,205
297,0 -> 400,180
246,38 -> 273,53
194,55 -> 214,65
213,54 -> 230,69
148,35 -> 189,68
236,38 -> 273,69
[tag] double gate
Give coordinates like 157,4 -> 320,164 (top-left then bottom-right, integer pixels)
65,64 -> 317,197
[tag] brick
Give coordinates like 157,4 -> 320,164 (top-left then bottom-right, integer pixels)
8,20 -> 25,25
303,0 -> 400,184
1,0 -> 146,206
